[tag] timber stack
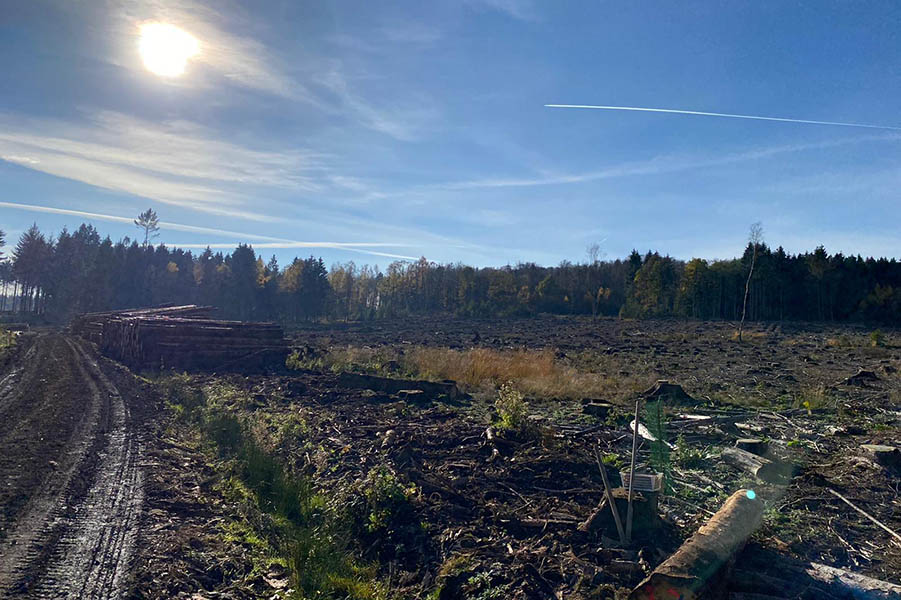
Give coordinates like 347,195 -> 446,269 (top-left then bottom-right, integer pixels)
71,305 -> 290,372
71,305 -> 215,344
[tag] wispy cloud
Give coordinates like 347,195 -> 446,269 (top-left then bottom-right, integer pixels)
465,0 -> 537,21
317,69 -> 439,142
380,21 -> 442,44
0,111 -> 328,220
427,133 -> 901,191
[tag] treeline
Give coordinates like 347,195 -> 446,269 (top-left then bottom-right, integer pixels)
1,222 -> 900,325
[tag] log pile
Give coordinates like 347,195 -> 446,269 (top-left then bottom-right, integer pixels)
71,306 -> 290,372
71,305 -> 215,344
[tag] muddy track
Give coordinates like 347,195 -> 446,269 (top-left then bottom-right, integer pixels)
0,335 -> 143,599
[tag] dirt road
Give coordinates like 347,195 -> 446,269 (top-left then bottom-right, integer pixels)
0,334 -> 143,599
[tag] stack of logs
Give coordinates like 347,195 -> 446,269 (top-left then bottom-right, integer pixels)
71,305 -> 290,372
70,305 -> 215,344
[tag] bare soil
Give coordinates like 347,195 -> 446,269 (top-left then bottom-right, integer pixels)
0,334 -> 142,598
191,316 -> 897,598
0,318 -> 898,599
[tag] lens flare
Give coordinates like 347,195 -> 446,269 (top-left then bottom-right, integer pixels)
746,489 -> 757,500
138,23 -> 200,77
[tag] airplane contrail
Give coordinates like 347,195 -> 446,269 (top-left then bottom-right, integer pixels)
0,201 -> 417,260
544,104 -> 901,131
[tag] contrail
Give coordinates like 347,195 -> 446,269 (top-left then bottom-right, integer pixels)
544,104 -> 901,131
0,201 -> 416,260
174,243 -> 417,260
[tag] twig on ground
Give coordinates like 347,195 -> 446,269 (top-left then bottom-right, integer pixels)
826,488 -> 901,543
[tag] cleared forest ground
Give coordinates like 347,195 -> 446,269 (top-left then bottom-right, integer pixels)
136,317 -> 900,598
1,317 -> 898,599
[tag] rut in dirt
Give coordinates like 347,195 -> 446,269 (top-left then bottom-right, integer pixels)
0,335 -> 143,599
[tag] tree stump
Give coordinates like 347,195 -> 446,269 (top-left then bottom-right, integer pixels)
735,438 -> 768,456
842,369 -> 880,386
860,444 -> 900,472
582,402 -> 613,418
641,380 -> 695,404
579,487 -> 660,538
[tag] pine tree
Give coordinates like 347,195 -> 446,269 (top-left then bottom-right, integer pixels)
13,224 -> 52,314
227,244 -> 259,320
134,208 -> 160,247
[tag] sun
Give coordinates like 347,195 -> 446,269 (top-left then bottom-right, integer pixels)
138,23 -> 200,77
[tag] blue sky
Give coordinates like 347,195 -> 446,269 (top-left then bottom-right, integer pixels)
1,0 -> 899,267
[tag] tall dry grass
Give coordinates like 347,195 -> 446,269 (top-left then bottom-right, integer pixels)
297,344 -> 642,400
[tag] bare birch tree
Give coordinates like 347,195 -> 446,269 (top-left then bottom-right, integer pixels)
738,222 -> 763,342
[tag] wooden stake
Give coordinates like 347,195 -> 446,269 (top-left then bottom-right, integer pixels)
625,396 -> 641,543
594,446 -> 626,545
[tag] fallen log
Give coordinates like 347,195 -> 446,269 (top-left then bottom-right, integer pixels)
629,489 -> 764,600
75,307 -> 290,372
484,427 -> 501,462
804,563 -> 901,599
583,402 -> 613,418
721,447 -> 793,484
337,372 -> 465,400
730,564 -> 901,599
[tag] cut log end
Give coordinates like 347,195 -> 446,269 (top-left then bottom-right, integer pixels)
721,447 -> 794,485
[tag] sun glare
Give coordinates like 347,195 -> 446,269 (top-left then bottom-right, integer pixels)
138,23 -> 199,77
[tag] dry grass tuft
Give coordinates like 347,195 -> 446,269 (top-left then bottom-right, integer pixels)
295,344 -> 639,401
731,330 -> 768,341
405,346 -> 614,399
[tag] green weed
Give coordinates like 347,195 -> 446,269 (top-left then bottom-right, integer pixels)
601,453 -> 625,470
0,327 -> 15,354
797,383 -> 830,414
495,381 -> 528,431
161,372 -> 205,421
465,572 -> 509,600
339,466 -> 426,567
870,329 -> 885,347
673,434 -> 706,468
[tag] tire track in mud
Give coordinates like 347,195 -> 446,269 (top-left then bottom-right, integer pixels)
0,336 -> 143,599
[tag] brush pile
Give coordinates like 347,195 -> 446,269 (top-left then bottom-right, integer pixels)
71,305 -> 289,372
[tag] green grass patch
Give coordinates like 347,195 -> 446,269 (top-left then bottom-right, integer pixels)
0,327 -> 16,355
162,375 -> 394,600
